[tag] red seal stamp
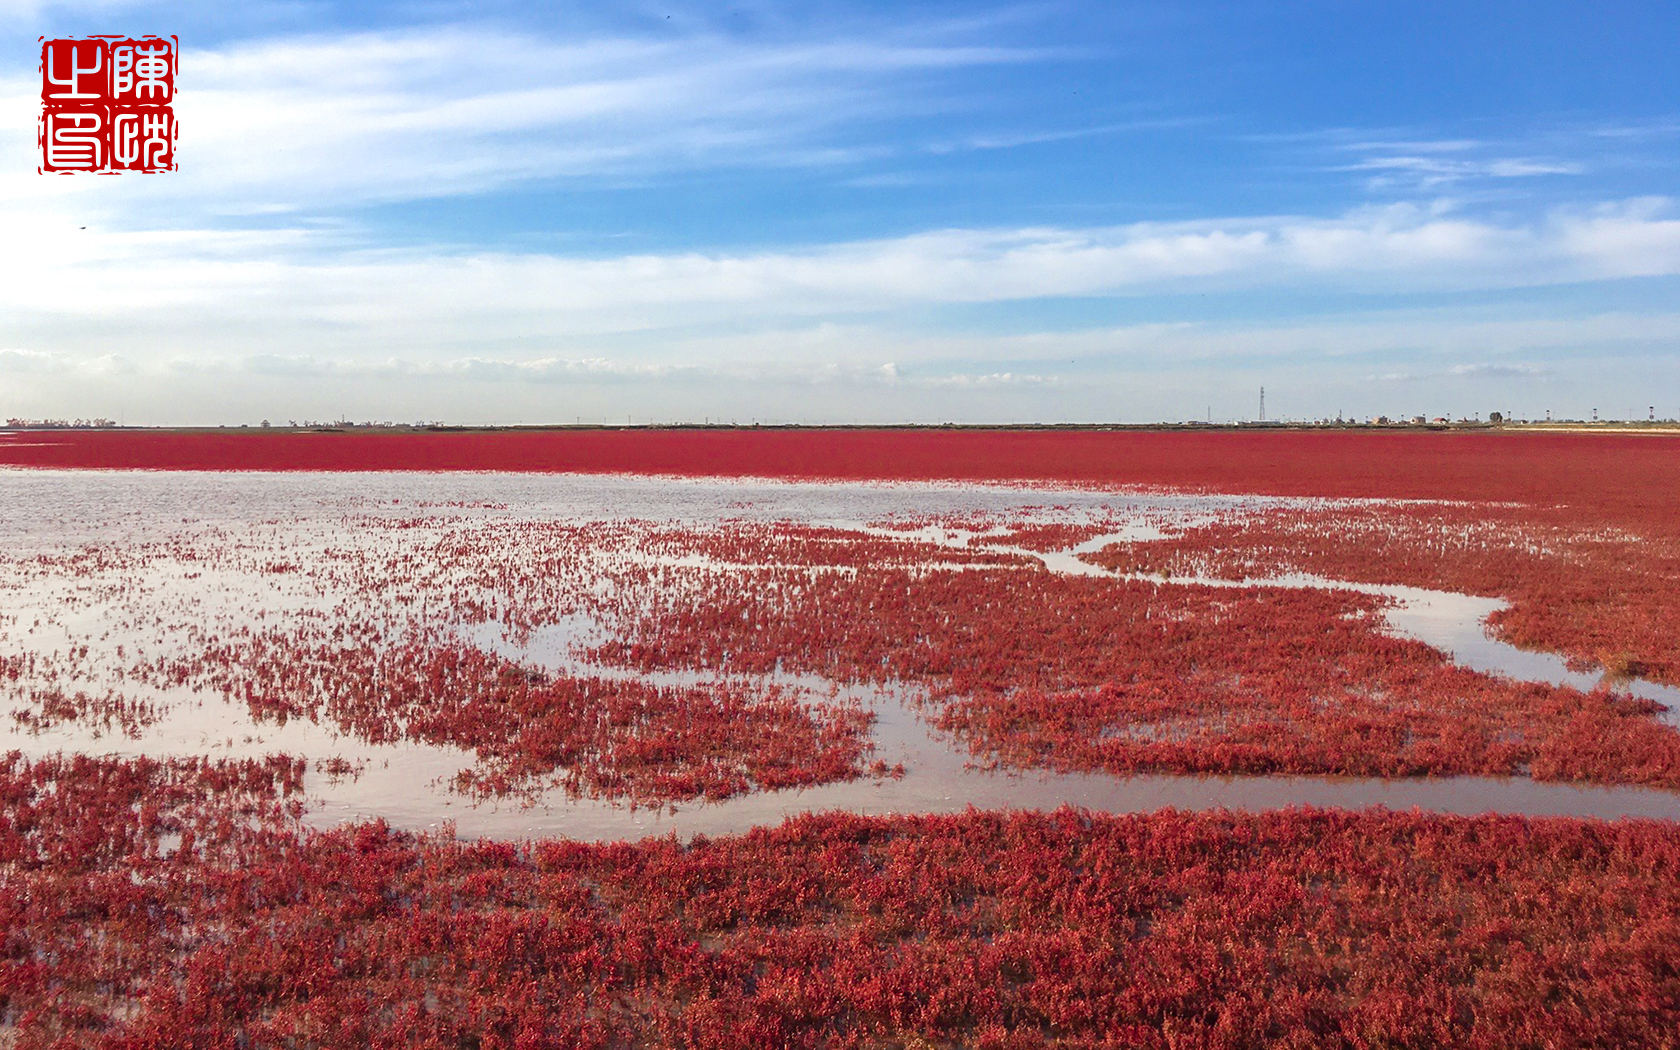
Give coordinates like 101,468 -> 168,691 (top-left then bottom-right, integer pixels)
39,35 -> 178,173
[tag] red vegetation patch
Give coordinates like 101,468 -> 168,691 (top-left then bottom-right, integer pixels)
3,751 -> 1679,1048
869,514 -> 1122,553
1,517 -> 931,807
0,428 -> 1673,512
637,521 -> 1031,568
3,650 -> 160,737
7,509 -> 1679,792
972,520 -> 1117,551
0,751 -> 305,867
1082,501 -> 1680,686
593,563 -> 1680,786
161,630 -> 880,806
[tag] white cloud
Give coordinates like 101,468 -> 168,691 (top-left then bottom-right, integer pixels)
7,304 -> 1674,387
3,199 -> 1679,350
6,304 -> 1675,426
1344,154 -> 1584,187
926,117 -> 1203,154
917,371 -> 1058,387
0,348 -> 70,372
9,345 -> 1060,393
1554,197 -> 1680,278
1305,130 -> 1608,193
673,310 -> 1678,370
1368,363 -> 1556,383
1449,363 -> 1552,378
0,23 -> 1052,217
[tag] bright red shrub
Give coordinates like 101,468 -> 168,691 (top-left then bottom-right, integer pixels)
3,751 -> 1678,1049
590,556 -> 1680,787
1081,501 -> 1680,685
201,631 -> 880,805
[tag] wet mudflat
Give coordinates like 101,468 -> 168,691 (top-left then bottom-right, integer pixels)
3,468 -> 1677,839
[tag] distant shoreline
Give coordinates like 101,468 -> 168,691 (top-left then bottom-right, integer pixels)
5,421 -> 1679,434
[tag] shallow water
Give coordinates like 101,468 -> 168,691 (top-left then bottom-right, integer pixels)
2,468 -> 1676,840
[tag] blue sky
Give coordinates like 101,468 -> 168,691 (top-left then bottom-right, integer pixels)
3,0 -> 1678,424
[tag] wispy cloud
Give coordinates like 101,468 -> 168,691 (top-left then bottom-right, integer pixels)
1326,120 -> 1680,194
1275,127 -> 1624,195
1588,120 -> 1680,141
20,347 -> 1061,393
1342,139 -> 1482,154
1368,363 -> 1555,383
926,116 -> 1204,154
1344,152 -> 1584,189
0,23 -> 1059,218
4,198 -> 1677,347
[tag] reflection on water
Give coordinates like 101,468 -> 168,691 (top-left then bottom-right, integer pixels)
1,468 -> 1675,840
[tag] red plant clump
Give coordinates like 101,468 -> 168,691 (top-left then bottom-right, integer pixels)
157,628 -> 881,805
3,751 -> 1678,1048
592,561 -> 1680,786
973,520 -> 1116,552
0,750 -> 306,866
635,521 -> 1031,569
1081,500 -> 1680,686
0,428 -> 1674,574
870,514 -> 1120,553
2,650 -> 160,737
313,755 -> 367,785
1,516 -> 947,806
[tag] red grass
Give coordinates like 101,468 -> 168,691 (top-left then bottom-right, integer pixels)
592,555 -> 1680,787
8,511 -> 1679,791
3,750 -> 1678,1048
3,652 -> 160,737
1081,501 -> 1680,686
1,427 -> 1676,517
190,630 -> 882,805
4,518 -> 935,807
975,521 -> 1118,552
